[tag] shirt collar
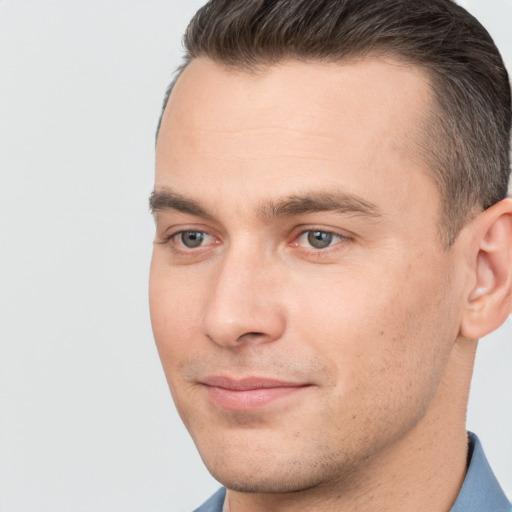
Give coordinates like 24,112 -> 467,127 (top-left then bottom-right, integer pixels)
450,432 -> 511,512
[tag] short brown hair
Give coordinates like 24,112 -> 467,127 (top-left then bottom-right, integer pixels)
158,0 -> 511,246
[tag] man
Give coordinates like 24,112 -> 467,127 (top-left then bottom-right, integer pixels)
149,0 -> 512,510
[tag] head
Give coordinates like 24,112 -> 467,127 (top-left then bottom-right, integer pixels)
149,0 -> 512,501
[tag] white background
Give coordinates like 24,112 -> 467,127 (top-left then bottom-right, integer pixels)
0,1 -> 510,511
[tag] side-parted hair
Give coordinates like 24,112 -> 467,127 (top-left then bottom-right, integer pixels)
157,0 -> 511,246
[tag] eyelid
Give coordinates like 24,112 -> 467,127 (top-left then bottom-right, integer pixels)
298,230 -> 342,248
156,225 -> 221,253
289,226 -> 353,246
175,230 -> 216,248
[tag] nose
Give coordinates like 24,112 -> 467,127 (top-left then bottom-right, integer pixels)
202,249 -> 286,348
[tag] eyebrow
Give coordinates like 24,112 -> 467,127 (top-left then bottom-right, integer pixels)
150,189 -> 211,217
149,188 -> 381,220
260,192 -> 381,219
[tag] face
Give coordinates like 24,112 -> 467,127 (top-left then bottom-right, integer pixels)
150,57 -> 468,493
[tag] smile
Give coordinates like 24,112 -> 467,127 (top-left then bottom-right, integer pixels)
200,376 -> 311,411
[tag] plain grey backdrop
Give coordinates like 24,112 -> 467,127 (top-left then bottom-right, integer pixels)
0,1 -> 510,511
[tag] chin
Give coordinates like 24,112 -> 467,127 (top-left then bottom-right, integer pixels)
208,463 -> 328,494
197,436 -> 357,495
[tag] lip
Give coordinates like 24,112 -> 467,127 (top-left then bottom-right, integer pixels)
200,376 -> 311,411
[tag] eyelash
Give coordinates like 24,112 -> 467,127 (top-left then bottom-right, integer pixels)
158,226 -> 351,257
159,228 -> 349,251
158,229 -> 219,253
292,229 -> 348,251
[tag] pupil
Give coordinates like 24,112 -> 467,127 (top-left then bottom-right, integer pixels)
181,231 -> 204,248
307,231 -> 332,249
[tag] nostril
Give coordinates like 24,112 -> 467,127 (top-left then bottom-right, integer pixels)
206,331 -> 266,346
237,331 -> 268,343
236,331 -> 266,343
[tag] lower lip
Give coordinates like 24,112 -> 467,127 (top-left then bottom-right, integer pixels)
204,385 -> 307,411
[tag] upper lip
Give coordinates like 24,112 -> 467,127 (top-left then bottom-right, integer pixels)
201,375 -> 309,390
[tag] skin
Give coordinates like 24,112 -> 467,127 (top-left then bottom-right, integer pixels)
150,57 -> 512,511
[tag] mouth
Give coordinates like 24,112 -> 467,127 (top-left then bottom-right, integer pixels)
200,375 -> 312,411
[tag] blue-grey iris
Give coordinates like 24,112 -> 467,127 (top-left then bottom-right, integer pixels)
307,231 -> 333,249
181,231 -> 204,248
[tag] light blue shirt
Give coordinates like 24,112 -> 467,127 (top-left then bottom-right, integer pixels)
450,433 -> 511,512
194,433 -> 511,512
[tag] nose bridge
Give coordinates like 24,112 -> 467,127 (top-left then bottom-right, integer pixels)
202,241 -> 285,347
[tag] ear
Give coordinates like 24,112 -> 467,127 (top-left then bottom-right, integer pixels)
460,198 -> 512,340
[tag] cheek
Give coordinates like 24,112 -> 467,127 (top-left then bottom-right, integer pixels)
149,264 -> 208,425
294,257 -> 458,399
149,259 -> 204,369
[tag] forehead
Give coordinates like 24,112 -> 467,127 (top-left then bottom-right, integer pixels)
160,56 -> 432,143
155,57 -> 438,222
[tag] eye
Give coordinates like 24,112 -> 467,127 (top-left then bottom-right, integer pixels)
297,230 -> 344,249
176,231 -> 211,248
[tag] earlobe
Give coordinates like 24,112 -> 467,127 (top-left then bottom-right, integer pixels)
460,198 -> 512,340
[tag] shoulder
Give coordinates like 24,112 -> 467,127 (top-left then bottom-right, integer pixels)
193,488 -> 227,512
450,433 -> 511,512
